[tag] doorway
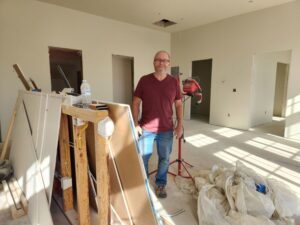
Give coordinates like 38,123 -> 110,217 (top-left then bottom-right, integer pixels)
273,63 -> 289,118
49,47 -> 83,94
112,55 -> 134,105
250,50 -> 291,137
191,59 -> 212,122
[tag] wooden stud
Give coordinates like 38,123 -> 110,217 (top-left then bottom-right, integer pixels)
62,105 -> 108,123
73,122 -> 90,225
0,108 -> 17,160
94,125 -> 110,225
13,64 -> 31,91
59,113 -> 74,211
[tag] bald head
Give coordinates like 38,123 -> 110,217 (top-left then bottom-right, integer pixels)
154,50 -> 170,61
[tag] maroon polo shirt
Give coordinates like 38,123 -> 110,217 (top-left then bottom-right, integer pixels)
134,73 -> 182,132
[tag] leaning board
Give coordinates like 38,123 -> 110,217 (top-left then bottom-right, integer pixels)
103,102 -> 158,225
9,91 -> 62,225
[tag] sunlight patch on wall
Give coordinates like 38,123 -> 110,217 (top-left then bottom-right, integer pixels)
286,95 -> 300,116
40,156 -> 50,188
213,127 -> 243,138
285,122 -> 300,140
185,134 -> 218,148
26,163 -> 36,199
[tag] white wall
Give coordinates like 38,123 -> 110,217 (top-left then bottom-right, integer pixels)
171,1 -> 300,139
0,0 -> 170,137
250,50 -> 291,127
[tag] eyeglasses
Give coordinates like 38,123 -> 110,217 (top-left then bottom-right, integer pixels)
154,58 -> 170,63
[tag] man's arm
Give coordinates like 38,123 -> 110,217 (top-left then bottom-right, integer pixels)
174,99 -> 183,139
132,96 -> 143,136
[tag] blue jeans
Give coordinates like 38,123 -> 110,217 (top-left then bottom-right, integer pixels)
138,129 -> 173,187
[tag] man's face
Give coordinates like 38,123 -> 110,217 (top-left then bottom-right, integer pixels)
153,52 -> 170,73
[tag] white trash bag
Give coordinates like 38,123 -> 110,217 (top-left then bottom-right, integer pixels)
198,184 -> 230,225
226,210 -> 276,225
235,181 -> 275,218
267,178 -> 300,218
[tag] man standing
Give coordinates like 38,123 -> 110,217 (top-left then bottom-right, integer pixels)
132,50 -> 183,198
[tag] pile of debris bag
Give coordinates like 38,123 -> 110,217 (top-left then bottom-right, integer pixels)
175,161 -> 300,225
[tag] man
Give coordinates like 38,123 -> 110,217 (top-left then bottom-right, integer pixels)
132,50 -> 183,198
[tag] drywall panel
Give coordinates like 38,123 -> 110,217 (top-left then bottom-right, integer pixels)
171,1 -> 300,134
10,100 -> 53,225
38,93 -> 62,201
9,91 -> 62,225
19,91 -> 46,153
22,92 -> 47,158
0,0 -> 170,138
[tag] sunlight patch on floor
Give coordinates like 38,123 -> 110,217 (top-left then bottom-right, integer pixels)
246,137 -> 299,161
185,134 -> 218,148
213,127 -> 243,138
272,116 -> 285,122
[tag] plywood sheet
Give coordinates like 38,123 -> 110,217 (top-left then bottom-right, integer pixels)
105,102 -> 158,225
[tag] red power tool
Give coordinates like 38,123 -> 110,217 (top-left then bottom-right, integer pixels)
182,78 -> 203,104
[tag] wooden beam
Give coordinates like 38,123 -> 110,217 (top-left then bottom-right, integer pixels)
73,123 -> 90,225
59,113 -> 74,211
62,105 -> 108,123
0,107 -> 17,160
94,125 -> 110,225
13,64 -> 31,91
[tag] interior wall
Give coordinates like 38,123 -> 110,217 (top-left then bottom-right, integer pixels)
0,0 -> 170,137
171,1 -> 300,139
250,50 -> 291,127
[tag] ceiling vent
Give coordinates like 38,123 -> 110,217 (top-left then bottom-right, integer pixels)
153,19 -> 177,28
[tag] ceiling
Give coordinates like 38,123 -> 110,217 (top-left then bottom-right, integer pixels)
38,0 -> 295,33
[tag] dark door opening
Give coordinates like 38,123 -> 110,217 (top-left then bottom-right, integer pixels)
49,47 -> 83,94
191,59 -> 212,122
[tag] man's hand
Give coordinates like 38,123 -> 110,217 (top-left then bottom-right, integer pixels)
174,124 -> 183,139
135,125 -> 143,138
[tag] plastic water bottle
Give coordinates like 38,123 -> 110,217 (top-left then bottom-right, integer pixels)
80,80 -> 91,108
